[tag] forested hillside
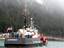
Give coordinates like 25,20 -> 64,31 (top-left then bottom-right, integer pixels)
0,0 -> 64,37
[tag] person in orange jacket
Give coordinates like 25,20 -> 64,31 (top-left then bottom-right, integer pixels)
40,34 -> 48,45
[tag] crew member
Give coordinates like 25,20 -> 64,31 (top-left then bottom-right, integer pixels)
40,34 -> 48,45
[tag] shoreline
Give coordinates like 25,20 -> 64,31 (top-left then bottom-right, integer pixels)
47,36 -> 64,41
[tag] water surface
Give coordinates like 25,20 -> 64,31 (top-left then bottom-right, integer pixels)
0,41 -> 64,48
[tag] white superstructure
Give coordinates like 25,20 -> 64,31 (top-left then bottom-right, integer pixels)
17,18 -> 39,38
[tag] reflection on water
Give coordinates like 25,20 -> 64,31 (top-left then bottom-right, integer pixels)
0,46 -> 45,48
0,41 -> 64,48
3,46 -> 35,48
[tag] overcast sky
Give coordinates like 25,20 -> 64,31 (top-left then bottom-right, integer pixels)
0,0 -> 64,32
0,0 -> 64,26
0,0 -> 64,17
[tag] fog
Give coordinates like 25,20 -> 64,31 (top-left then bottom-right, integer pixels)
0,0 -> 64,36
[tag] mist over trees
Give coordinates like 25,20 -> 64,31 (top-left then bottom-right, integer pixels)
0,0 -> 64,37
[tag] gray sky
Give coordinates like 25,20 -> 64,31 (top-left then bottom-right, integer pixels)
0,0 -> 64,30
0,0 -> 64,17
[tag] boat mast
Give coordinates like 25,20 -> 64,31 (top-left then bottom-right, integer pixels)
24,0 -> 27,29
30,18 -> 34,29
24,0 -> 30,29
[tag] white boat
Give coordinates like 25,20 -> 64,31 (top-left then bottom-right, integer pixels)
5,18 -> 48,46
5,1 -> 48,46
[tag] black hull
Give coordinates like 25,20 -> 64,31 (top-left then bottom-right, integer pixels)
5,38 -> 44,47
5,43 -> 43,47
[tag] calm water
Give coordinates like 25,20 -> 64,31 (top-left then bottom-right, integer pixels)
0,41 -> 64,48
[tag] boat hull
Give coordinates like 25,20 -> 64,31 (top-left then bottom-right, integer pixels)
5,38 -> 43,46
